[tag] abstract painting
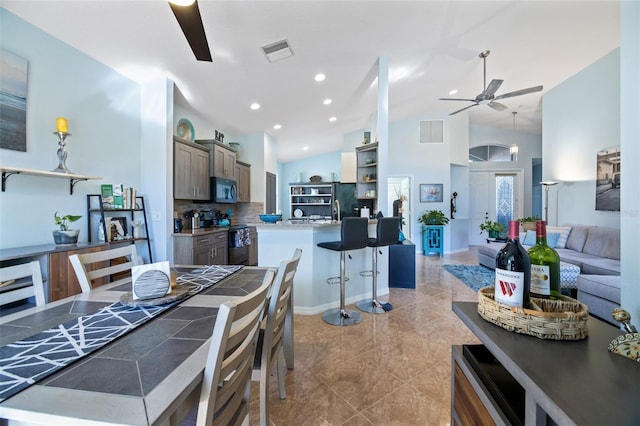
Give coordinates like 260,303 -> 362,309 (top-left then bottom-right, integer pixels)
0,49 -> 28,152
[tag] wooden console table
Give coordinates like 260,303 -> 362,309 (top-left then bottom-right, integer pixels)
452,301 -> 640,425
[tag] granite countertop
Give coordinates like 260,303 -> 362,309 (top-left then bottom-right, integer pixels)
172,227 -> 230,237
251,219 -> 378,228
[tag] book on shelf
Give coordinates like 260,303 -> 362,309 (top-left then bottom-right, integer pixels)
101,184 -> 136,209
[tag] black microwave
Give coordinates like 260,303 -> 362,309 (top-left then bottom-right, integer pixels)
211,177 -> 237,203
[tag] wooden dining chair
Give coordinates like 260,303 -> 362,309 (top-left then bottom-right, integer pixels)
69,244 -> 142,292
0,260 -> 46,307
252,248 -> 302,426
182,269 -> 275,426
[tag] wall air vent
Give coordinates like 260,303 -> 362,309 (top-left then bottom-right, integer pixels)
419,120 -> 444,144
261,39 -> 294,63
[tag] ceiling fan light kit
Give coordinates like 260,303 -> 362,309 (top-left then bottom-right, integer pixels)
169,0 -> 212,62
440,50 -> 543,115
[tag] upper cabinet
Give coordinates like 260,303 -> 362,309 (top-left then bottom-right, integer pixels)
174,137 -> 210,200
235,161 -> 251,202
195,139 -> 237,180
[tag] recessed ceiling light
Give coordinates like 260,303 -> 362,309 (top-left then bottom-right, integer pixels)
250,103 -> 260,110
329,116 -> 337,122
315,73 -> 326,82
169,0 -> 195,5
302,146 -> 309,151
449,89 -> 458,95
323,98 -> 332,105
273,124 -> 282,130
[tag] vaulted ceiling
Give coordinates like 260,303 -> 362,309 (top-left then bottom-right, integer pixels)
2,1 -> 620,162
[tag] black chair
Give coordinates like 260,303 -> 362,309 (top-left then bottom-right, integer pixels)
317,217 -> 370,326
356,217 -> 401,314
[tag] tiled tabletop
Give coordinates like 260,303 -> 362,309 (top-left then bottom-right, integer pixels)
0,266 -> 269,425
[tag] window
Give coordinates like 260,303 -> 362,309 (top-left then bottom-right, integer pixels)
469,145 -> 511,162
496,174 -> 515,230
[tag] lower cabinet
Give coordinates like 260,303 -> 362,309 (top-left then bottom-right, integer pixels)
247,226 -> 258,266
174,231 -> 228,265
48,245 -> 107,301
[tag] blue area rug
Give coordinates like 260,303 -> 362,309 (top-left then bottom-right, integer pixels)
443,264 -> 495,292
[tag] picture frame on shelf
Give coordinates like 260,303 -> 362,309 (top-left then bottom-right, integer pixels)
110,216 -> 128,241
420,183 -> 443,203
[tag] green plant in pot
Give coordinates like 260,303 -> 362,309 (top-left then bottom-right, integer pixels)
418,210 -> 450,226
53,211 -> 82,245
517,216 -> 541,232
479,219 -> 506,240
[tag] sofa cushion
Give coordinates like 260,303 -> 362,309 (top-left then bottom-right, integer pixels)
546,226 -> 572,248
583,227 -> 620,260
565,225 -> 590,252
577,274 -> 621,304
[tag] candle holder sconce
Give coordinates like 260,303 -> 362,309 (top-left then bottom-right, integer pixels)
52,131 -> 72,173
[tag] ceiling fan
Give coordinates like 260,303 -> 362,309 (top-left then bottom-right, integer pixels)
168,0 -> 212,62
440,50 -> 542,116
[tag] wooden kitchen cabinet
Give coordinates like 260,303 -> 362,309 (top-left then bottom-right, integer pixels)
213,144 -> 237,180
174,137 -> 210,200
247,226 -> 258,266
48,245 -> 107,301
173,230 -> 228,265
236,161 -> 251,202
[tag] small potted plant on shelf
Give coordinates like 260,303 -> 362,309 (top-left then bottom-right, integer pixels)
517,216 -> 541,232
53,211 -> 82,245
479,219 -> 506,241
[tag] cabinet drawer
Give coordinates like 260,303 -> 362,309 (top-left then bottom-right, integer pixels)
192,235 -> 215,249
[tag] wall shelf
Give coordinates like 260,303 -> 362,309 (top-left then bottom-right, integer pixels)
0,166 -> 101,195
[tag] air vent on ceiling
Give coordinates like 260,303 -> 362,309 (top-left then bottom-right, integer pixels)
261,39 -> 294,63
419,120 -> 444,144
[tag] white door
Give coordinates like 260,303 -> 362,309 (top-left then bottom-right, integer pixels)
469,170 -> 523,245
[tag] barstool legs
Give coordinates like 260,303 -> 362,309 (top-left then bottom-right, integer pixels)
322,251 -> 362,326
356,247 -> 387,314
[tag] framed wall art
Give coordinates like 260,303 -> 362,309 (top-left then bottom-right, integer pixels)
0,49 -> 28,152
420,184 -> 443,203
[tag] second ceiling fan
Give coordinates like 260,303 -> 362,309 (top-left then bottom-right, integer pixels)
440,50 -> 542,116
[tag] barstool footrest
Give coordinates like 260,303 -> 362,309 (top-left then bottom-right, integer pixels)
359,270 -> 380,278
326,276 -> 349,285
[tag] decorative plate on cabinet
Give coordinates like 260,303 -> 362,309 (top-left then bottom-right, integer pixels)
294,208 -> 303,218
176,118 -> 195,142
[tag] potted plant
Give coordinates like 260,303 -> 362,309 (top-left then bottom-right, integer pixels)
517,216 -> 541,232
53,211 -> 82,245
479,219 -> 506,240
418,209 -> 450,226
418,210 -> 448,256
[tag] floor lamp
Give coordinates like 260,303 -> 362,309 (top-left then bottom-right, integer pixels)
541,181 -> 558,224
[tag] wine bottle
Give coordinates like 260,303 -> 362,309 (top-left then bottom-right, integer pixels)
527,220 -> 561,299
494,220 -> 531,308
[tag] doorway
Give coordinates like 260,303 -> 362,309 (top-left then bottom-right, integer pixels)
469,170 -> 523,245
387,176 -> 411,239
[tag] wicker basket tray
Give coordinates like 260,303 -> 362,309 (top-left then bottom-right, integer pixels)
477,286 -> 589,340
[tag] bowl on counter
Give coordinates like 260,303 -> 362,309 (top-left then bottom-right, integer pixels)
259,214 -> 282,223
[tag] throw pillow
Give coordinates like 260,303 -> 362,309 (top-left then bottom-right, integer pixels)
523,230 -> 536,246
546,226 -> 572,248
547,232 -> 561,248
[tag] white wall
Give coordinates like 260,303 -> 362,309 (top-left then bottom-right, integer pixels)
620,0 -> 640,326
0,9 -> 142,249
542,49 -> 621,229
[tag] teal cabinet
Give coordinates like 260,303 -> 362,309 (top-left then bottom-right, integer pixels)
422,225 -> 444,256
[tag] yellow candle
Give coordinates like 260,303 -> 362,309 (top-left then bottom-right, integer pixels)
56,117 -> 68,133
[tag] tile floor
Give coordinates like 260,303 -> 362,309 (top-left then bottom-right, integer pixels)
249,248 -> 482,426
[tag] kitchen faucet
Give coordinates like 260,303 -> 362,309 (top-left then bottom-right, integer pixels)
334,199 -> 341,222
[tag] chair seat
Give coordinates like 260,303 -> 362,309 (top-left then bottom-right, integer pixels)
317,240 -> 346,251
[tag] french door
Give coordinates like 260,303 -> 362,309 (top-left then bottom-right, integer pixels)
469,170 -> 523,245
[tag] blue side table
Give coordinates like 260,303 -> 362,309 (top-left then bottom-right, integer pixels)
423,225 -> 444,256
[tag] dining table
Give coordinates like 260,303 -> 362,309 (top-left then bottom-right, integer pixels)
0,265 -> 274,426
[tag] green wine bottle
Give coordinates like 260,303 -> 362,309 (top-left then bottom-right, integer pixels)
527,220 -> 561,299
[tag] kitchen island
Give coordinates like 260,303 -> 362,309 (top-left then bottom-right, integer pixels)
255,221 -> 389,315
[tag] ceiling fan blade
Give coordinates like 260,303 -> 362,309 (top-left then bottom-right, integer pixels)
449,103 -> 478,116
438,98 -> 476,102
169,1 -> 212,62
482,79 -> 503,97
494,85 -> 543,100
488,101 -> 507,111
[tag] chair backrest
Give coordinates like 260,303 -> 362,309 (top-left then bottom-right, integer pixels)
0,260 -> 46,307
374,217 -> 402,247
69,244 -> 142,293
196,269 -> 275,426
340,217 -> 370,250
259,248 -> 302,370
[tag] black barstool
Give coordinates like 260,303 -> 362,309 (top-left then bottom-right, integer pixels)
356,217 -> 401,314
317,217 -> 370,326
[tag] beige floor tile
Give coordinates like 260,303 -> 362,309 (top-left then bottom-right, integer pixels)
251,248 -> 483,426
